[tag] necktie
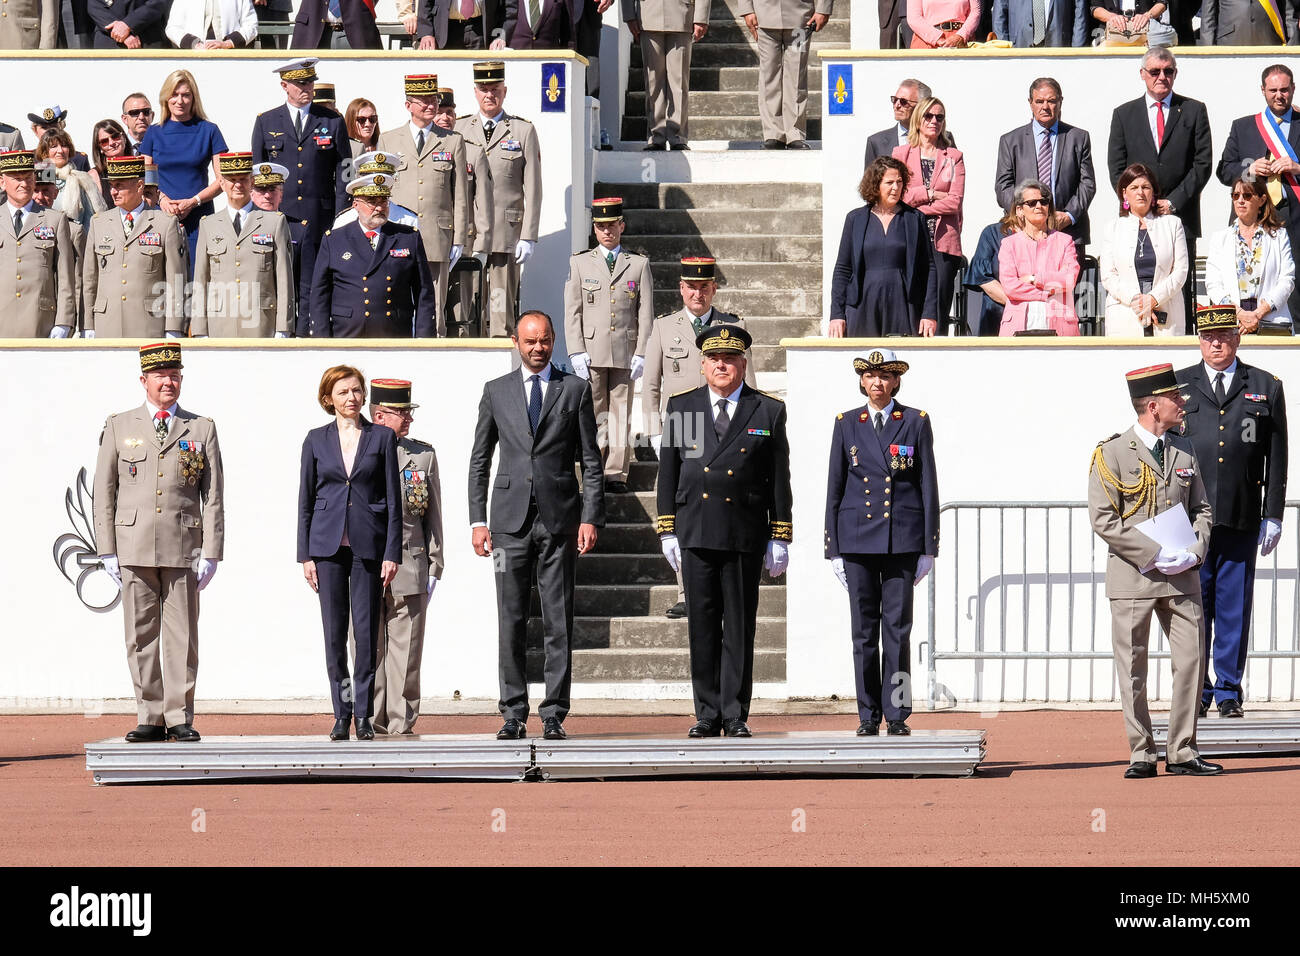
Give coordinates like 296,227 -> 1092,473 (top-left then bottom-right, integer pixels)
1152,437 -> 1164,471
294,109 -> 303,139
154,410 -> 170,445
1032,0 -> 1046,44
483,120 -> 495,141
232,212 -> 242,236
12,210 -> 21,236
874,412 -> 884,434
606,250 -> 616,273
416,129 -> 426,154
123,211 -> 133,234
528,0 -> 542,29
1036,130 -> 1053,188
528,374 -> 542,433
461,0 -> 477,17
714,398 -> 730,442
1214,371 -> 1227,406
328,0 -> 341,17
1155,101 -> 1166,148
691,313 -> 705,337
365,230 -> 378,249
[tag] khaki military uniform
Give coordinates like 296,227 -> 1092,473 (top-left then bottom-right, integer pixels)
454,113 -> 541,336
623,0 -> 711,146
737,0 -> 834,145
376,125 -> 471,335
82,208 -> 188,337
374,437 -> 444,735
563,246 -> 654,483
0,0 -> 59,48
191,208 -> 295,337
0,124 -> 22,152
93,404 -> 225,729
0,202 -> 76,336
1088,427 -> 1212,767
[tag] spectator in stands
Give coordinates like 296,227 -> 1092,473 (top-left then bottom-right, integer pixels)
293,0 -> 383,48
1100,163 -> 1188,337
998,180 -> 1080,335
139,69 -> 229,272
995,77 -> 1095,259
893,97 -> 963,332
27,106 -> 90,172
738,0 -> 832,150
166,0 -> 259,47
121,94 -> 154,151
1204,174 -> 1295,335
1108,46 -> 1211,332
879,0 -> 904,45
993,0 -> 1087,45
864,79 -> 930,169
504,0 -> 579,48
0,0 -> 58,47
345,98 -> 381,154
1201,0 -> 1286,44
963,208 -> 1018,336
830,156 -> 939,338
88,0 -> 169,47
253,0 -> 293,47
61,0 -> 96,49
907,0 -> 979,47
1218,64 -> 1300,319
414,0 -> 507,49
626,0 -> 710,150
35,130 -> 106,241
1089,0 -> 1175,47
433,89 -> 459,130
32,159 -> 85,333
90,119 -> 134,207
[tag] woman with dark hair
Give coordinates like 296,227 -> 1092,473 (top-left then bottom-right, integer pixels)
997,179 -> 1080,335
830,155 -> 939,338
963,207 -> 1019,335
1100,163 -> 1188,337
90,119 -> 134,206
1204,174 -> 1295,334
345,98 -> 380,154
298,365 -> 401,741
36,129 -> 106,234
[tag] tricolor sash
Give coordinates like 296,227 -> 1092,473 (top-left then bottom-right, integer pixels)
1257,0 -> 1286,41
1255,108 -> 1300,208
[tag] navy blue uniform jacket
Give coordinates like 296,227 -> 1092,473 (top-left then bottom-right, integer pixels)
310,221 -> 436,337
251,103 -> 351,235
297,418 -> 402,563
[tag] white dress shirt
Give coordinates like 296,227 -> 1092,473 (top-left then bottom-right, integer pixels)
120,201 -> 146,233
521,362 -> 552,405
145,399 -> 181,436
1145,92 -> 1174,148
865,398 -> 896,429
1204,359 -> 1238,394
707,383 -> 743,422
1133,420 -> 1166,457
229,200 -> 254,227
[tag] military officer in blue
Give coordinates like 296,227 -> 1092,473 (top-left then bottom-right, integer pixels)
310,172 -> 436,338
824,350 -> 939,737
251,58 -> 351,336
1175,305 -> 1289,718
656,324 -> 793,739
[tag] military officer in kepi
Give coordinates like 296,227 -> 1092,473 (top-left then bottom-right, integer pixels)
825,350 -> 938,737
92,343 -> 225,743
656,324 -> 792,738
0,149 -> 76,338
1175,305 -> 1289,718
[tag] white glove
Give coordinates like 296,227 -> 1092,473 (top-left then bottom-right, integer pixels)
764,540 -> 789,577
274,331 -> 289,339
196,558 -> 218,591
914,554 -> 934,585
449,244 -> 463,270
49,326 -> 71,339
831,556 -> 847,590
660,534 -> 681,572
651,434 -> 662,458
514,239 -> 535,264
629,355 -> 645,381
427,576 -> 438,597
1153,548 -> 1197,575
83,329 -> 96,339
570,352 -> 591,380
165,330 -> 183,339
1260,518 -> 1283,556
101,554 -> 122,587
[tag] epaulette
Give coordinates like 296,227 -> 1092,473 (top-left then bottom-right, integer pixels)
837,413 -> 843,420
0,122 -> 16,132
758,390 -> 784,403
1096,432 -> 1121,447
403,438 -> 434,452
1276,375 -> 1282,381
670,387 -> 696,397
657,312 -> 676,320
918,409 -> 927,417
323,229 -> 331,236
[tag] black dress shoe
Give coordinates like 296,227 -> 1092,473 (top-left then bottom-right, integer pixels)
856,720 -> 880,736
723,718 -> 752,737
1167,756 -> 1224,776
605,480 -> 629,494
786,140 -> 812,149
1124,761 -> 1157,778
329,718 -> 350,741
688,719 -> 721,738
762,138 -> 785,150
886,720 -> 911,736
125,724 -> 166,743
355,717 -> 375,740
670,142 -> 690,150
665,600 -> 687,619
1218,699 -> 1245,718
496,718 -> 526,740
166,724 -> 200,742
1198,700 -> 1209,718
542,717 -> 567,740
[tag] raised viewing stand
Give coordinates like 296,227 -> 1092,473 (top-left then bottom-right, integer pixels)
1154,713 -> 1300,758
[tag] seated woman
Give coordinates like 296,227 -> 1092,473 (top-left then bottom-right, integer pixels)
997,179 -> 1080,336
1089,0 -> 1175,47
1204,174 -> 1295,335
963,209 -> 1018,336
1100,163 -> 1188,337
830,156 -> 938,338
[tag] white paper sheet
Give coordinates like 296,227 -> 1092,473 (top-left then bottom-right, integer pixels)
1135,506 -> 1198,554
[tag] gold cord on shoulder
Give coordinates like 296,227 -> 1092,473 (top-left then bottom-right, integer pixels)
1090,446 -> 1157,519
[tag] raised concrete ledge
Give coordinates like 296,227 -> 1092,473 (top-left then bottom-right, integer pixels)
1153,713 -> 1300,758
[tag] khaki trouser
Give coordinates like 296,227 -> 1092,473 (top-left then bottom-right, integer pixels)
642,31 -> 692,146
433,259 -> 451,337
486,252 -> 520,337
120,565 -> 199,728
757,26 -> 812,144
373,589 -> 430,735
590,365 -> 633,483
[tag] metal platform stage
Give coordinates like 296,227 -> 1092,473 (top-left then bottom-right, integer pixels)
85,730 -> 987,785
1154,712 -> 1300,758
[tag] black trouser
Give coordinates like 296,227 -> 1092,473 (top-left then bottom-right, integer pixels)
315,545 -> 382,720
494,499 -> 578,722
681,546 -> 763,723
843,552 -> 919,723
936,251 -> 961,333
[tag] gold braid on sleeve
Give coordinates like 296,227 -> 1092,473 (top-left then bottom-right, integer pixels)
1090,446 -> 1157,519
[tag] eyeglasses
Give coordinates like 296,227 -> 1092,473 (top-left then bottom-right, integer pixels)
890,96 -> 917,108
1020,198 -> 1050,208
1231,191 -> 1259,201
356,115 -> 378,124
922,112 -> 945,123
1145,67 -> 1176,78
97,133 -> 122,146
384,410 -> 415,421
124,108 -> 153,118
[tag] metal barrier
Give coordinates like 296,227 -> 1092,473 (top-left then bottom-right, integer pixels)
923,501 -> 1300,708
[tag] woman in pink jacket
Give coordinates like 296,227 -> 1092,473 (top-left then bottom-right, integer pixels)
893,97 -> 964,332
998,180 -> 1080,336
907,0 -> 980,48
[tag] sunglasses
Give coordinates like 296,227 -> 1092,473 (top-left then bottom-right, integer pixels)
890,96 -> 917,107
97,133 -> 122,146
124,108 -> 153,118
356,115 -> 378,123
1145,67 -> 1176,78
923,112 -> 945,122
1231,191 -> 1260,200
1020,198 -> 1050,208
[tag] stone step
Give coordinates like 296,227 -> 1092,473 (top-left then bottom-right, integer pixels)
652,287 -> 821,315
528,647 -> 786,682
526,615 -> 786,650
622,207 -> 821,236
700,16 -> 850,43
621,116 -> 823,142
627,65 -> 821,93
650,260 -> 819,291
598,522 -> 667,552
576,553 -> 678,584
625,89 -> 822,119
604,181 -> 821,210
628,234 -> 822,262
607,489 -> 659,522
541,583 -> 786,617
629,40 -> 843,70
736,315 -> 822,339
750,343 -> 787,372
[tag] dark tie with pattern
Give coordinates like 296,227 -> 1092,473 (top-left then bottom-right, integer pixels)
715,398 -> 730,442
483,120 -> 495,141
1036,130 -> 1052,186
12,210 -> 21,236
1152,437 -> 1165,471
528,374 -> 542,434
294,109 -> 303,139
232,212 -> 242,236
1214,371 -> 1226,406
416,129 -> 425,154
154,409 -> 170,446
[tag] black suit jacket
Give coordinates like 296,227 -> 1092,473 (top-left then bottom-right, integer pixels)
657,384 -> 793,553
1175,362 -> 1288,532
830,203 -> 939,328
468,365 -> 605,536
1107,93 -> 1213,239
251,103 -> 351,239
503,0 -> 580,48
995,120 -> 1096,245
416,0 -> 506,47
297,417 -> 402,563
87,0 -> 168,47
292,0 -> 382,48
864,126 -> 902,170
310,221 -> 436,338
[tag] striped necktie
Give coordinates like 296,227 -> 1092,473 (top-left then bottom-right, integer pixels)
1036,129 -> 1052,187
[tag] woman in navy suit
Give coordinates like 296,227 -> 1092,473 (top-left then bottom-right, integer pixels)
298,365 -> 401,741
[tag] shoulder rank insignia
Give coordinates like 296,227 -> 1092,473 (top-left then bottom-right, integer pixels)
837,413 -> 843,420
1096,433 -> 1121,447
758,391 -> 784,402
859,411 -> 869,422
670,387 -> 696,398
918,410 -> 927,417
892,409 -> 903,420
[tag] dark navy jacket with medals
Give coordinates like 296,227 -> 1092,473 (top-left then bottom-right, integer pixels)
251,103 -> 351,235
310,220 -> 436,338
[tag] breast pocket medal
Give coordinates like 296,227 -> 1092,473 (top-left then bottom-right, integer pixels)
403,468 -> 429,516
849,445 -> 859,467
177,440 -> 205,486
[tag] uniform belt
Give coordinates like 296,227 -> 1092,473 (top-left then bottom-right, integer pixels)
326,20 -> 345,30
935,20 -> 963,29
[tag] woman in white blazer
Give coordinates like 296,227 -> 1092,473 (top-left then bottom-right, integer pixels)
1204,174 -> 1295,335
166,0 -> 259,49
1100,163 -> 1188,337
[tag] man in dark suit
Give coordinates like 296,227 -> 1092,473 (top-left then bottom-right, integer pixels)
1176,306 -> 1288,719
1108,47 -> 1212,332
1218,64 -> 1300,317
503,0 -> 580,47
86,0 -> 168,47
1202,0 -> 1286,44
311,174 -> 437,338
995,77 -> 1095,253
292,0 -> 383,48
468,310 -> 605,741
864,79 -> 935,170
252,58 -> 352,336
656,325 -> 792,739
414,0 -> 506,48
992,0 -> 1087,45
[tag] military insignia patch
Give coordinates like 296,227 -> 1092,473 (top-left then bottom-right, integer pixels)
859,412 -> 869,422
431,151 -> 453,162
314,135 -> 333,146
892,410 -> 903,419
746,428 -> 770,436
868,350 -> 884,364
33,225 -> 54,240
252,233 -> 273,245
342,251 -> 352,261
137,232 -> 161,247
1246,393 -> 1267,402
1176,467 -> 1195,478
502,139 -> 522,151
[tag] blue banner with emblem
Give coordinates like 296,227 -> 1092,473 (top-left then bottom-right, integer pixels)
541,62 -> 566,113
827,63 -> 853,115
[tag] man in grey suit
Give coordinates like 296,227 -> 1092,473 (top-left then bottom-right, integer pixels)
993,0 -> 1087,46
995,77 -> 1095,252
469,310 -> 605,742
864,79 -> 929,170
1202,0 -> 1286,44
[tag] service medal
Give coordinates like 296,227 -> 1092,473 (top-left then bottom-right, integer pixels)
178,447 -> 204,486
849,445 -> 858,466
403,468 -> 429,516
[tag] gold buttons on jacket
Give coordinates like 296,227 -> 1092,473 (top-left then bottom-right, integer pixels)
727,470 -> 733,476
156,507 -> 161,513
702,493 -> 709,499
703,467 -> 709,473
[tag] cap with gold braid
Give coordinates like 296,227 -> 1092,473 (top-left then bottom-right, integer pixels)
853,349 -> 909,376
696,324 -> 752,355
356,151 -> 400,176
273,58 -> 318,83
473,61 -> 506,84
0,150 -> 35,175
1195,304 -> 1239,335
680,256 -> 716,282
105,155 -> 145,180
139,342 -> 183,373
34,160 -> 58,184
252,162 -> 289,187
591,197 -> 623,222
217,152 -> 253,177
371,379 -> 418,409
346,173 -> 392,198
438,87 -> 456,109
405,74 -> 439,97
1125,363 -> 1184,400
313,83 -> 336,105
